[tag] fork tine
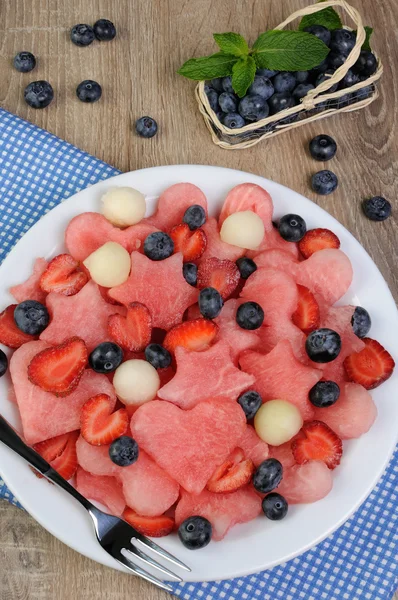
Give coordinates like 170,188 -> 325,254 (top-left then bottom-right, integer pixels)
134,533 -> 191,572
116,552 -> 174,593
125,546 -> 182,582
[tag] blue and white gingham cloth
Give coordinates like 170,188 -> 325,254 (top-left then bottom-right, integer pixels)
0,107 -> 397,600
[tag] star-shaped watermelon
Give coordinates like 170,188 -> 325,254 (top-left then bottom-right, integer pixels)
214,299 -> 260,364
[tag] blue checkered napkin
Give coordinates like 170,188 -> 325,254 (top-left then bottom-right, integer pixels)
0,107 -> 397,600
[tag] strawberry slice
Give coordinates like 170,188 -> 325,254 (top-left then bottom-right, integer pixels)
0,304 -> 36,348
206,447 -> 254,493
292,285 -> 320,334
170,223 -> 207,262
34,430 -> 79,480
123,508 -> 174,537
197,257 -> 240,299
298,228 -> 340,259
292,421 -> 343,470
81,394 -> 129,446
28,337 -> 88,396
344,337 -> 395,390
108,302 -> 152,352
40,254 -> 88,296
163,319 -> 218,354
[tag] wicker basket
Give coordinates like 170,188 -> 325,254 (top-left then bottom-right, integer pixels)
196,0 -> 383,150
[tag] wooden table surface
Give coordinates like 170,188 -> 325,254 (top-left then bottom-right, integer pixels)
0,0 -> 397,598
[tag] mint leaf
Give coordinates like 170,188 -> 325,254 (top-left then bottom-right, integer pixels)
298,0 -> 342,31
362,26 -> 373,51
231,55 -> 256,97
252,30 -> 330,71
213,33 -> 249,57
178,52 -> 237,80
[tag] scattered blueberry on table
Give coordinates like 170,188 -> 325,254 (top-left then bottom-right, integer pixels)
24,80 -> 54,108
93,18 -> 117,41
136,116 -> 158,138
309,134 -> 337,161
70,24 -> 95,47
76,80 -> 102,103
362,196 -> 392,221
13,51 -> 36,72
311,170 -> 339,195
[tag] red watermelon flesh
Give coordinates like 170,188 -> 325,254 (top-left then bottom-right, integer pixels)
240,340 -> 321,420
144,183 -> 208,232
239,425 -> 269,467
186,303 -> 202,321
131,398 -> 246,494
241,268 -> 298,322
75,468 -> 126,516
10,341 -> 116,444
276,461 -> 333,504
175,486 -> 262,541
200,218 -> 244,262
10,257 -> 48,303
214,299 -> 260,365
219,183 -> 273,231
246,227 -> 299,260
76,435 -> 121,475
269,442 -> 297,469
109,252 -> 198,330
255,248 -> 299,272
157,341 -> 255,409
257,321 -> 307,364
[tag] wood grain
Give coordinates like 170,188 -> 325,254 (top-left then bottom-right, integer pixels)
0,0 -> 397,598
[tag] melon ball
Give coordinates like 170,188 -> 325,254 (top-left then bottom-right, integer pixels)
254,399 -> 303,446
101,187 -> 146,227
113,360 -> 160,406
83,241 -> 131,287
220,211 -> 265,250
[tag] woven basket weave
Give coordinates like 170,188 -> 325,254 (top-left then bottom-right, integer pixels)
196,0 -> 383,150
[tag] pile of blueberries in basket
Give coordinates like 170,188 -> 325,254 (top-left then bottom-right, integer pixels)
205,26 -> 378,130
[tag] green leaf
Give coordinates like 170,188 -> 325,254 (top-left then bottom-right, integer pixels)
252,30 -> 330,71
231,55 -> 256,97
213,32 -> 249,57
362,26 -> 373,51
178,52 -> 238,80
298,0 -> 342,32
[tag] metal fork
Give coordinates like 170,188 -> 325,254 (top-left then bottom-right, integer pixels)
0,415 -> 190,592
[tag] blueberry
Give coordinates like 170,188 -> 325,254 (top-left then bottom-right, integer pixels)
222,76 -> 234,93
238,95 -> 269,122
199,287 -> 223,319
312,170 -> 338,195
210,78 -> 224,92
257,68 -> 279,78
248,76 -> 274,100
136,116 -> 158,138
362,196 -> 391,221
295,71 -> 310,83
293,83 -> 314,102
336,93 -> 353,108
178,516 -> 212,550
24,81 -> 54,109
253,458 -> 283,494
278,214 -> 306,242
218,91 -> 238,113
13,51 -> 36,73
76,80 -> 102,103
238,390 -> 262,420
183,262 -> 198,286
268,92 -> 295,115
273,72 -> 296,94
328,52 -> 347,70
89,342 -> 123,373
309,380 -> 340,408
354,51 -> 377,77
93,19 -> 116,41
206,89 -> 219,112
222,112 -> 245,129
310,57 -> 329,75
355,85 -> 373,101
183,205 -> 206,230
144,231 -> 174,260
262,493 -> 288,520
236,301 -> 264,330
315,70 -> 339,93
236,257 -> 257,279
109,436 -> 139,467
305,328 -> 342,363
14,300 -> 49,335
329,28 -> 356,56
351,306 -> 372,338
340,69 -> 360,89
0,349 -> 8,378
309,134 -> 337,161
303,24 -> 332,46
70,24 -> 95,47
145,343 -> 172,369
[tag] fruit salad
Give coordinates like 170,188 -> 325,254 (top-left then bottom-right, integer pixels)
0,182 -> 395,550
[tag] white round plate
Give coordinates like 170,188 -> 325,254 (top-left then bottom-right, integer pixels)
0,165 -> 397,583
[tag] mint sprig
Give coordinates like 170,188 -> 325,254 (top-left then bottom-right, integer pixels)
177,52 -> 238,80
213,33 -> 249,57
232,56 -> 256,97
252,30 -> 329,71
299,0 -> 342,31
362,26 -> 373,51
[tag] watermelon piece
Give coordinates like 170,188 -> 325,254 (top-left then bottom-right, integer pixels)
131,398 -> 246,494
214,299 -> 260,365
157,341 -> 255,409
10,341 -> 116,444
76,435 -> 120,475
269,442 -> 296,469
240,340 -> 321,420
186,303 -> 202,321
257,321 -> 307,364
276,461 -> 333,504
200,218 -> 244,262
175,486 -> 262,541
239,425 -> 269,467
246,227 -> 299,260
109,252 -> 198,330
313,382 -> 377,439
240,268 -> 298,321
219,183 -> 273,232
10,257 -> 48,303
75,468 -> 126,516
255,248 -> 298,272
144,183 -> 208,232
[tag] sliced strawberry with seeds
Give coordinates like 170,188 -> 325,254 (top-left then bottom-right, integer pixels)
123,508 -> 174,537
206,447 -> 254,493
197,257 -> 240,299
81,394 -> 129,446
163,319 -> 218,354
344,337 -> 395,390
28,337 -> 88,396
170,223 -> 207,262
34,430 -> 79,480
40,254 -> 88,296
292,421 -> 343,470
298,228 -> 340,259
108,302 -> 152,352
292,285 -> 320,334
0,304 -> 36,348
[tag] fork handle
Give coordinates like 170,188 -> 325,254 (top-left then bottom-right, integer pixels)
0,415 -> 92,510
